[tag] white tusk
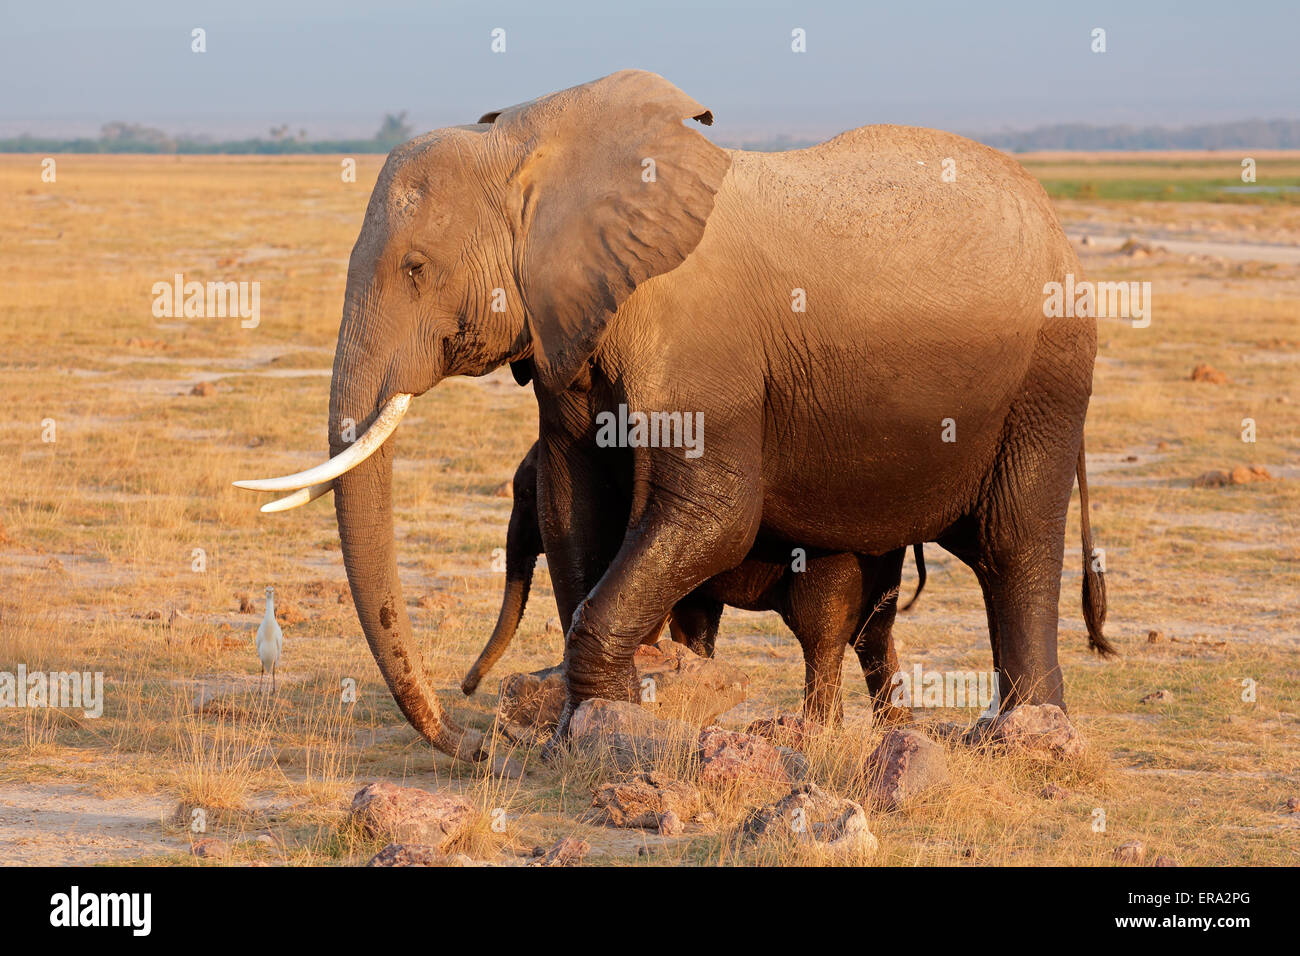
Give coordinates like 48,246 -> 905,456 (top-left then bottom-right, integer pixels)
260,480 -> 335,513
233,393 -> 413,493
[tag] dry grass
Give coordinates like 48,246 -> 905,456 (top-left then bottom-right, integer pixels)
0,154 -> 1296,866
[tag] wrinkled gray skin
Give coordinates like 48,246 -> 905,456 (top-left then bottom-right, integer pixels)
461,441 -> 926,725
327,70 -> 1111,768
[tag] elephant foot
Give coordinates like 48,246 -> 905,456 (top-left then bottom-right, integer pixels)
873,703 -> 914,727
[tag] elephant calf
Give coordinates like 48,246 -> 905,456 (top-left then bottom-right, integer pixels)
462,443 -> 925,725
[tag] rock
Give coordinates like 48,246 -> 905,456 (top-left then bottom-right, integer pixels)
1153,855 -> 1178,867
658,811 -> 685,836
191,838 -> 230,859
348,782 -> 477,852
1041,782 -> 1070,801
497,665 -> 567,729
634,640 -> 749,724
864,728 -> 950,810
1146,629 -> 1165,643
1140,689 -> 1174,704
1113,841 -> 1146,865
533,837 -> 588,867
1189,363 -> 1229,384
493,480 -> 512,499
965,704 -> 1085,761
775,746 -> 811,783
190,381 -> 217,396
585,771 -> 701,829
1284,796 -> 1299,813
256,834 -> 275,846
745,712 -> 811,750
1194,465 -> 1274,488
366,844 -> 478,867
695,726 -> 789,789
1080,234 -> 1093,246
741,784 -> 877,859
569,699 -> 695,771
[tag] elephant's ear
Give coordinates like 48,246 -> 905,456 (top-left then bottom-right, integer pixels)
486,70 -> 730,390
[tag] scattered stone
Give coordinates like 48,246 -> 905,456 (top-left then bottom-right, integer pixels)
1118,237 -> 1165,257
775,745 -> 811,783
1123,454 -> 1139,462
497,665 -> 567,729
634,640 -> 749,724
191,838 -> 230,860
1189,363 -> 1229,385
366,844 -> 478,867
585,771 -> 701,829
532,837 -> 588,867
695,726 -> 788,789
864,728 -> 951,810
1041,782 -> 1070,801
255,834 -> 274,846
1080,234 -> 1094,246
1194,465 -> 1275,488
568,699 -> 694,771
190,381 -> 217,396
1153,855 -> 1178,867
1140,689 -> 1174,704
348,782 -> 477,852
1113,841 -> 1146,865
1146,629 -> 1165,643
658,811 -> 685,837
965,704 -> 1085,761
741,784 -> 877,859
745,712 -> 811,750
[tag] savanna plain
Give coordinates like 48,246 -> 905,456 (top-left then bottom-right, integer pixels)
0,152 -> 1296,866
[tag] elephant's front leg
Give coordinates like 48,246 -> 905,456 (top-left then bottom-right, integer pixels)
563,468 -> 760,712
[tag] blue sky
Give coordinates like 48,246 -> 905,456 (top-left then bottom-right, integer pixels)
2,0 -> 1297,139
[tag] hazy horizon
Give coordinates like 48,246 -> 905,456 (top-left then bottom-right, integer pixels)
3,0 -> 1299,141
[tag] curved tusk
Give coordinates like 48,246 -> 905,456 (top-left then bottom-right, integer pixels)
233,393 -> 413,493
260,480 -> 335,513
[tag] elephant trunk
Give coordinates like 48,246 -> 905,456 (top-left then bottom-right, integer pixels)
329,344 -> 519,775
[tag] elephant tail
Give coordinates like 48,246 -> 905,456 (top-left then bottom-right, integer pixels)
899,543 -> 927,612
1078,438 -> 1116,657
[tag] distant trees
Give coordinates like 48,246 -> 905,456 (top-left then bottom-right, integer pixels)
374,112 -> 414,147
973,119 -> 1300,152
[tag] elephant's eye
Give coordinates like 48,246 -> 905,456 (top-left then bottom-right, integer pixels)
402,256 -> 429,292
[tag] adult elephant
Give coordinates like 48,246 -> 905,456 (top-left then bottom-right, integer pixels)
236,70 -> 1111,770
